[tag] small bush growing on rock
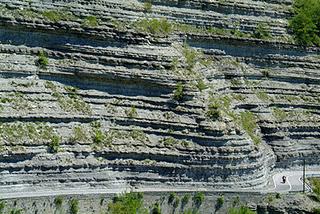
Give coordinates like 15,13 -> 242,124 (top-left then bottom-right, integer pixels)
196,80 -> 208,92
9,209 -> 23,214
42,10 -> 76,22
93,129 -> 105,144
143,1 -> 152,12
126,106 -> 138,118
70,199 -> 79,214
173,82 -> 184,101
253,23 -> 271,39
82,16 -> 99,27
108,192 -> 146,214
206,103 -> 220,121
36,50 -> 49,69
228,205 -> 256,214
183,45 -> 199,71
181,194 -> 191,207
134,18 -> 172,36
49,135 -> 60,153
239,111 -> 261,145
232,196 -> 240,207
216,196 -> 224,209
272,108 -> 287,122
310,178 -> 320,200
313,208 -> 320,214
168,192 -> 177,204
54,196 -> 63,208
151,202 -> 161,214
173,196 -> 180,209
193,192 -> 205,207
70,126 -> 89,143
256,91 -> 270,102
0,201 -> 6,213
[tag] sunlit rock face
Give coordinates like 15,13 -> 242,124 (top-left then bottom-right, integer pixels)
0,0 -> 318,193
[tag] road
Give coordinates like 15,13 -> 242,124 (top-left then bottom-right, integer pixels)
271,170 -> 320,192
0,170 -> 319,199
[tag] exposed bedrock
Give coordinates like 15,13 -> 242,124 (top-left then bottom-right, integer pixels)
0,0 -> 318,193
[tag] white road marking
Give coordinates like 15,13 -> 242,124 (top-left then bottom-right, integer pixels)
287,175 -> 292,191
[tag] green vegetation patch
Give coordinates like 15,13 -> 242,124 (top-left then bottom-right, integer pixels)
54,196 -> 63,208
36,50 -> 49,69
45,82 -> 91,115
42,10 -> 76,22
310,177 -> 320,200
134,18 -> 172,36
108,192 -> 147,214
239,111 -> 261,145
272,108 -> 287,122
193,192 -> 205,207
289,0 -> 320,46
82,16 -> 99,27
173,82 -> 185,101
1,92 -> 31,111
253,23 -> 271,39
70,125 -> 90,143
0,122 -> 59,145
70,199 -> 79,214
143,1 -> 153,12
125,106 -> 138,118
228,205 -> 256,214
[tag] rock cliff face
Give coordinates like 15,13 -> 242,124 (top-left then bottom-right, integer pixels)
0,0 -> 319,193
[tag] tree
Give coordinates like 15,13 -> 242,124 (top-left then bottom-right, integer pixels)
289,0 -> 320,46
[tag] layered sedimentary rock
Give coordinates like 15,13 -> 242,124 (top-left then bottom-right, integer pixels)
0,0 -> 318,193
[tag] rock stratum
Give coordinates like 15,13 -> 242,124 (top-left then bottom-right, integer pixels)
0,0 -> 319,194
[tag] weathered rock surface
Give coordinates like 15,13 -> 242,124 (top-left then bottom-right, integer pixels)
0,0 -> 318,194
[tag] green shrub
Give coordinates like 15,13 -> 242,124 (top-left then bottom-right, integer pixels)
49,135 -> 60,153
93,129 -> 105,144
193,192 -> 205,207
151,202 -> 161,214
232,196 -> 240,207
228,206 -> 256,214
173,197 -> 180,209
42,10 -> 76,22
70,199 -> 79,214
143,1 -> 152,12
0,201 -> 5,214
206,103 -> 220,120
181,194 -> 191,207
196,80 -> 208,92
256,91 -> 270,102
173,82 -> 184,101
9,209 -> 23,214
272,108 -> 287,122
313,208 -> 320,214
54,196 -> 63,208
253,23 -> 271,39
36,50 -> 49,69
82,16 -> 99,27
134,18 -> 172,36
70,126 -> 89,143
289,0 -> 320,46
108,192 -> 146,214
239,111 -> 261,145
168,192 -> 176,204
216,196 -> 224,208
310,178 -> 320,200
126,106 -> 138,118
183,45 -> 199,71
